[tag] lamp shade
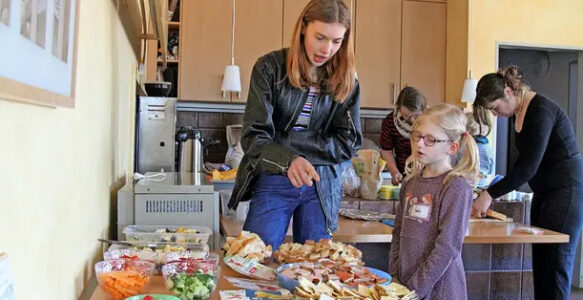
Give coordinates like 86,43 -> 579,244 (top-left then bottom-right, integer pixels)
221,65 -> 241,92
461,78 -> 478,103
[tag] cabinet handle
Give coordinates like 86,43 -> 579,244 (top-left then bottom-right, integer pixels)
392,83 -> 398,105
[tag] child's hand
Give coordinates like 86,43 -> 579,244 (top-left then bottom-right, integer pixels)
472,190 -> 493,217
391,172 -> 403,185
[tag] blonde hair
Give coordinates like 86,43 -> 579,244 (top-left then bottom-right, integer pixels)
465,112 -> 490,136
287,0 -> 355,102
409,104 -> 480,186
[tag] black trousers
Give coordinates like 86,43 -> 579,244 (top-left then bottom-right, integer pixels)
531,182 -> 583,300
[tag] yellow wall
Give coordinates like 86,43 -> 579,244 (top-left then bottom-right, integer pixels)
0,1 -> 136,299
445,0 -> 468,105
446,0 -> 583,105
471,0 -> 583,81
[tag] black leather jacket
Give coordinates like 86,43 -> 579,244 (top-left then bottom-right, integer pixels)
227,48 -> 362,233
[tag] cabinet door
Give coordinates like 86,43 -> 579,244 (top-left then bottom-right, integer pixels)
282,0 -> 310,48
355,0 -> 401,109
179,0 -> 231,101
401,1 -> 446,106
234,0 -> 283,102
282,0 -> 353,48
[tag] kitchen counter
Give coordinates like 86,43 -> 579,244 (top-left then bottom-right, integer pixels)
220,215 -> 568,244
220,215 -> 393,243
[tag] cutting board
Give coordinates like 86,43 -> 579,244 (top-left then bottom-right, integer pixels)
469,217 -> 513,223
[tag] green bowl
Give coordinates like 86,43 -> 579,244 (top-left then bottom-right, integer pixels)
125,295 -> 180,300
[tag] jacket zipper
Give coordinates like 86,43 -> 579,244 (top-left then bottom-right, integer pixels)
347,111 -> 358,148
314,178 -> 333,236
262,158 -> 287,174
234,162 -> 256,206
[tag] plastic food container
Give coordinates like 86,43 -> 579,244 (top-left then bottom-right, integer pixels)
105,245 -> 208,274
95,259 -> 155,300
125,295 -> 180,300
164,251 -> 215,265
378,185 -> 400,200
162,261 -> 220,300
123,225 -> 212,244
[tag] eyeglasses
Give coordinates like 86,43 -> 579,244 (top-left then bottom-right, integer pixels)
411,131 -> 450,147
397,108 -> 420,123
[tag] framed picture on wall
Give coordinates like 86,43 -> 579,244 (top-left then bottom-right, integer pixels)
0,0 -> 79,108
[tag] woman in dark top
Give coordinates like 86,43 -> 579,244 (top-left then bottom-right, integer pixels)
472,66 -> 583,300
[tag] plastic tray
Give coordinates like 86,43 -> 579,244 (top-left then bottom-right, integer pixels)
123,225 -> 212,244
276,262 -> 391,291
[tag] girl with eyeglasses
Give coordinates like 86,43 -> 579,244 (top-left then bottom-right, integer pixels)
379,86 -> 427,185
389,104 -> 479,300
472,66 -> 583,300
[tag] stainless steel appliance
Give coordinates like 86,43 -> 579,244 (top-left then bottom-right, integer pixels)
136,97 -> 177,173
175,127 -> 203,173
117,172 -> 220,250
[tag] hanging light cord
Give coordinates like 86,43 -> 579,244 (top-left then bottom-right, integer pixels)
468,0 -> 473,78
231,0 -> 236,65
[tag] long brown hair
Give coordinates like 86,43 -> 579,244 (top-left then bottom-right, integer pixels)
287,0 -> 355,102
473,65 -> 531,134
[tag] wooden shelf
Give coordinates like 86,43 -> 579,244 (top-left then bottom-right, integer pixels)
168,21 -> 180,29
157,59 -> 179,64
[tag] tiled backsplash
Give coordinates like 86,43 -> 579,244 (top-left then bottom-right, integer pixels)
176,111 -> 388,164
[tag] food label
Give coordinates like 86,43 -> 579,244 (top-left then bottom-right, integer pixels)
224,256 -> 277,281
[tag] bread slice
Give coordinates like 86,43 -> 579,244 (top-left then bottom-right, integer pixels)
486,209 -> 507,221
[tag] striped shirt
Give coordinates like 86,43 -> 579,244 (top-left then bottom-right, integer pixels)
293,86 -> 319,131
379,112 -> 412,173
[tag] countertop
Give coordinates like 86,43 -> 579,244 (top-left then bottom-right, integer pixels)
220,215 -> 569,244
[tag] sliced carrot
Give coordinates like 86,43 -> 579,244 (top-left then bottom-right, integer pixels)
99,270 -> 150,300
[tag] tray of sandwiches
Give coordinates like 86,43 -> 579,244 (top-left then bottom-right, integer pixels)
221,233 -> 419,299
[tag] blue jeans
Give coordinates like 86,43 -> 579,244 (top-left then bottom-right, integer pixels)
242,174 -> 330,250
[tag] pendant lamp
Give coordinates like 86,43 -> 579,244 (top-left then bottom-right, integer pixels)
221,0 -> 241,98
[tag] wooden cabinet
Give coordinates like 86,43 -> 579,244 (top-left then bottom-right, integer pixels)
173,0 -> 445,106
180,0 -> 283,102
234,0 -> 283,102
355,0 -> 445,108
179,0 -> 232,101
401,1 -> 446,107
282,0 -> 310,48
355,0 -> 401,109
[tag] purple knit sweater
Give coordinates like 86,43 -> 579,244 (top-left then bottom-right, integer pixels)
389,172 -> 472,300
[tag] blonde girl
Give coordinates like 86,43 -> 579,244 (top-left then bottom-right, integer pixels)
389,104 -> 479,300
